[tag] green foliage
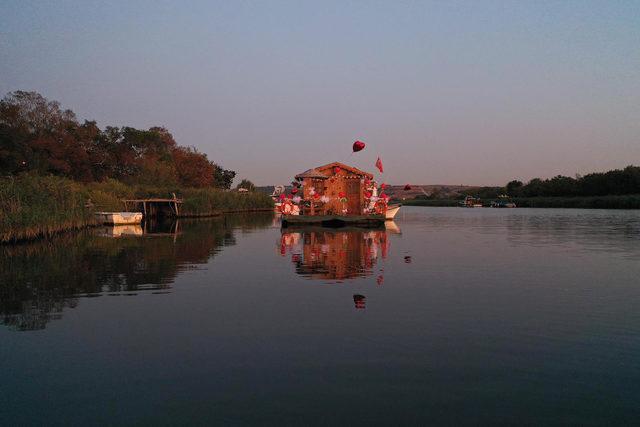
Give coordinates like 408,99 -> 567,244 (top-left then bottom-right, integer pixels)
507,166 -> 640,198
181,188 -> 273,216
0,174 -> 94,242
0,175 -> 273,243
0,91 -> 236,189
510,195 -> 640,209
236,179 -> 256,192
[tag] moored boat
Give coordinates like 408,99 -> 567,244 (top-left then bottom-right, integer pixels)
94,212 -> 143,225
278,162 -> 390,228
385,204 -> 401,220
459,196 -> 483,208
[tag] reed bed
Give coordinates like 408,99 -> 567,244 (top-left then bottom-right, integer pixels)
0,175 -> 95,243
0,175 -> 273,243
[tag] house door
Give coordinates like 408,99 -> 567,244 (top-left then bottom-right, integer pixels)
346,180 -> 361,215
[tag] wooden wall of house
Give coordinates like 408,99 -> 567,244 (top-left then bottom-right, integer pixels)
301,176 -> 365,215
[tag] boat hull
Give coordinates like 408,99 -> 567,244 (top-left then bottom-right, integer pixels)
282,215 -> 385,228
94,212 -> 143,225
385,204 -> 401,220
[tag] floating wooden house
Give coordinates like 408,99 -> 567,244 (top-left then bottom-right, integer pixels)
280,162 -> 386,227
294,162 -> 373,216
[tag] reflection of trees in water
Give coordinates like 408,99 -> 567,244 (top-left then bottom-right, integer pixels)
0,213 -> 273,331
279,228 -> 389,282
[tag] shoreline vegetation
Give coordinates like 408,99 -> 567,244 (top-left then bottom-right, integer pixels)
0,174 -> 273,243
400,165 -> 640,209
404,195 -> 640,209
0,90 -> 272,243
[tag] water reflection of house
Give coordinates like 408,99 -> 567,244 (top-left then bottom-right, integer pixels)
279,229 -> 389,281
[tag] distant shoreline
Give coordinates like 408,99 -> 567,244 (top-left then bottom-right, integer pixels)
403,195 -> 640,209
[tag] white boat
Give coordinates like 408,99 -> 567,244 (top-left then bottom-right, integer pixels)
386,204 -> 401,220
94,212 -> 143,225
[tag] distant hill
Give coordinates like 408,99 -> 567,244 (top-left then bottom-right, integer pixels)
257,184 -> 479,200
383,185 -> 480,201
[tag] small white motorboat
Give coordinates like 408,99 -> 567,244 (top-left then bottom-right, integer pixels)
94,212 -> 143,225
385,204 -> 401,220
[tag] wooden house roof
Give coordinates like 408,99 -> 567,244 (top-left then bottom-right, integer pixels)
295,162 -> 373,180
295,168 -> 329,180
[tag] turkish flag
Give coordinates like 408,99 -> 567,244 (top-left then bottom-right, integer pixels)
375,157 -> 384,173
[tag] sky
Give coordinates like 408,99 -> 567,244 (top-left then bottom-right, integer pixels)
1,0 -> 638,186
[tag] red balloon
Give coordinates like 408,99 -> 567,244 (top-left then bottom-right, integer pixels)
404,184 -> 412,190
352,140 -> 366,152
380,183 -> 386,189
279,194 -> 285,200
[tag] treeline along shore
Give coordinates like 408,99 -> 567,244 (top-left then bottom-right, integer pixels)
403,165 -> 640,209
0,91 -> 272,243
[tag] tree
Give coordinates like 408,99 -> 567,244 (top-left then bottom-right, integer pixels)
236,179 -> 255,192
173,146 -> 215,187
213,164 -> 236,189
505,180 -> 523,197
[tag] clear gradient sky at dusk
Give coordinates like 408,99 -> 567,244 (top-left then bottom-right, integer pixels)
1,0 -> 638,185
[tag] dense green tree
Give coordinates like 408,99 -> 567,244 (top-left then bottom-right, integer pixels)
0,90 -> 237,189
236,179 -> 255,192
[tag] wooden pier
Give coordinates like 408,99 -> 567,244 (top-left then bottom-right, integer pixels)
122,195 -> 183,218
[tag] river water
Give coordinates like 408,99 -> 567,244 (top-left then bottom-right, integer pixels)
1,207 -> 639,425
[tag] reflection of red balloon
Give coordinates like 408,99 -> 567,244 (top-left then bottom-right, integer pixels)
404,184 -> 412,190
352,140 -> 365,152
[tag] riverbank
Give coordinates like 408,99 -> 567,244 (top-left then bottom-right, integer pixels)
0,175 -> 273,243
403,195 -> 640,209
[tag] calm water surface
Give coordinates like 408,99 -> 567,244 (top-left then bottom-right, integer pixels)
2,207 -> 640,425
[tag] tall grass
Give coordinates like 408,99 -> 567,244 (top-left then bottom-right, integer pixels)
1,175 -> 273,243
0,175 -> 95,243
180,188 -> 273,216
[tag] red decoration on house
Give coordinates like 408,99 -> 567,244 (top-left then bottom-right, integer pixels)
352,140 -> 366,152
334,166 -> 341,174
279,194 -> 285,200
338,191 -> 346,198
404,184 -> 412,190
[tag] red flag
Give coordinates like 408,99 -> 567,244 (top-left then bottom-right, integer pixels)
375,157 -> 384,173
